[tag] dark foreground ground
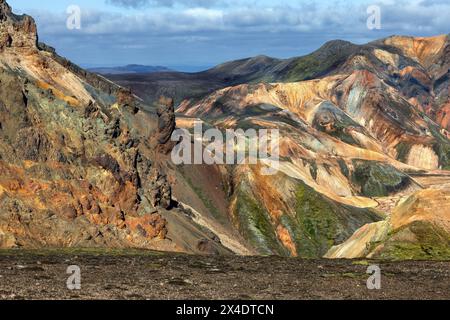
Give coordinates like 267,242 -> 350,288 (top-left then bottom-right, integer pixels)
0,249 -> 448,300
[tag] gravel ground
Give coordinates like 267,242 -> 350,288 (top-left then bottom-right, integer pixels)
0,250 -> 448,300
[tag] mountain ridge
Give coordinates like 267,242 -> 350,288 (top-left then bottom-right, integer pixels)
89,64 -> 173,75
0,0 -> 244,254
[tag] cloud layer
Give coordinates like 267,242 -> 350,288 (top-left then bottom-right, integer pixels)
16,0 -> 450,70
106,0 -> 221,8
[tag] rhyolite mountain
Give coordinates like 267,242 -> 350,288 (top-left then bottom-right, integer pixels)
0,0 -> 449,260
116,33 -> 450,258
175,33 -> 450,259
174,34 -> 450,259
112,35 -> 450,134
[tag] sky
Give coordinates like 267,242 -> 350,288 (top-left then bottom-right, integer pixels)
7,0 -> 450,72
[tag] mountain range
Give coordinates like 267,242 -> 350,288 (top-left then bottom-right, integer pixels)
88,64 -> 172,75
0,0 -> 449,260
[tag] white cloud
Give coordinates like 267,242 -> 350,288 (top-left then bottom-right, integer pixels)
106,0 -> 221,8
22,0 -> 450,67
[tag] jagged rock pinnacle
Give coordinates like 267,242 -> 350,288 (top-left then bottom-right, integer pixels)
0,0 -> 13,22
0,0 -> 37,49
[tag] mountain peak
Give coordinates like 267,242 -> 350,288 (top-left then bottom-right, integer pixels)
0,0 -> 12,16
315,39 -> 358,55
379,34 -> 448,68
0,0 -> 37,50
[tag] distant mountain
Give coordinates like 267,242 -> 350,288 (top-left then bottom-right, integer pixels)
88,64 -> 172,75
109,36 -> 450,133
103,40 -> 387,105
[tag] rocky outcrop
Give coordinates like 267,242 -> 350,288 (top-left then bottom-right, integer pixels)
0,0 -> 37,50
155,96 -> 176,154
149,168 -> 172,210
117,87 -> 138,113
0,1 -> 233,254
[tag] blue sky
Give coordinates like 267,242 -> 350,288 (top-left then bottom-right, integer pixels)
7,0 -> 450,71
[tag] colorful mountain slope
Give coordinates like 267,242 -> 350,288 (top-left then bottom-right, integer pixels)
0,0 -> 242,254
176,34 -> 450,258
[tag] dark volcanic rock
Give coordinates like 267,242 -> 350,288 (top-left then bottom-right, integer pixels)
149,168 -> 172,210
0,0 -> 37,50
155,96 -> 176,154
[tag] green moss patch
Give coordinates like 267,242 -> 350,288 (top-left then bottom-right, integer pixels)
427,120 -> 450,169
351,160 -> 411,197
395,142 -> 412,163
233,175 -> 381,258
285,183 -> 381,258
233,183 -> 288,256
373,221 -> 450,261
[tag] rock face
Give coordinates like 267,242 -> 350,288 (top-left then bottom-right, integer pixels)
0,1 -> 232,255
149,168 -> 172,209
0,0 -> 37,50
155,96 -> 176,154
